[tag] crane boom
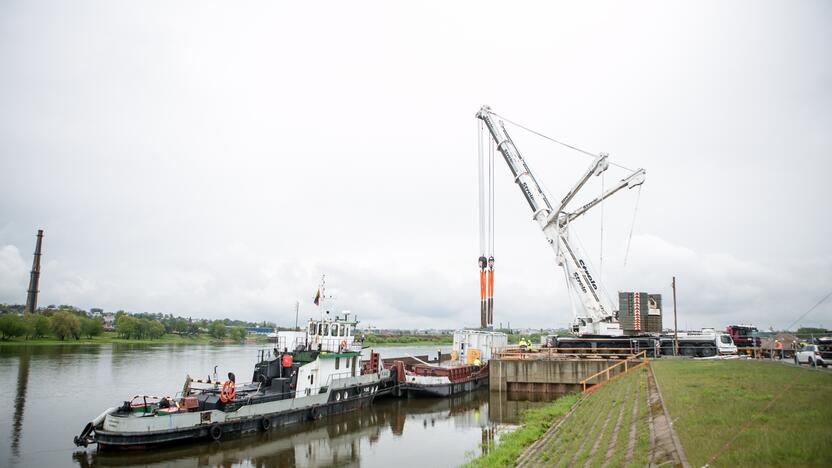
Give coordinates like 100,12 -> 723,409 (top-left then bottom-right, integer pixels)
476,105 -> 645,336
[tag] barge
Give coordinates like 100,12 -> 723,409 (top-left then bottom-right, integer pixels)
74,313 -> 393,449
394,329 -> 506,398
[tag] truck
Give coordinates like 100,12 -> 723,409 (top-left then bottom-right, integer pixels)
726,324 -> 761,355
476,106 -> 661,356
659,329 -> 737,357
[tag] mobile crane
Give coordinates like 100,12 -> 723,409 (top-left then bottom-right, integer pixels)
476,106 -> 660,356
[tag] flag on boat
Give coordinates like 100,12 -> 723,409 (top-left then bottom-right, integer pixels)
313,288 -> 321,306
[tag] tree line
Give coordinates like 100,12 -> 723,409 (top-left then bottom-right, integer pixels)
0,310 -> 103,340
0,306 -> 261,342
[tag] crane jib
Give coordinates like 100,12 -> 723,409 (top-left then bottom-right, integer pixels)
578,259 -> 598,290
474,105 -> 638,336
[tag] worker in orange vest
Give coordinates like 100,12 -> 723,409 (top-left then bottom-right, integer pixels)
775,339 -> 783,360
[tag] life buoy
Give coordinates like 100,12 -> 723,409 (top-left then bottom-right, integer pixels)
260,417 -> 271,431
340,340 -> 347,350
220,380 -> 236,403
210,423 -> 222,441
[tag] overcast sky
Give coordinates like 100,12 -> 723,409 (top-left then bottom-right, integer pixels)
1,1 -> 830,331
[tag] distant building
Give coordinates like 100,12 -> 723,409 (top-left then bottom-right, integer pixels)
103,313 -> 115,331
245,327 -> 274,335
89,308 -> 103,318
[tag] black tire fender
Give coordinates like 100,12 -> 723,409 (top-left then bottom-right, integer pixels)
261,417 -> 271,431
309,405 -> 321,421
210,423 -> 222,441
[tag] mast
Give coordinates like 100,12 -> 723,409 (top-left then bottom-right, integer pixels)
24,229 -> 44,314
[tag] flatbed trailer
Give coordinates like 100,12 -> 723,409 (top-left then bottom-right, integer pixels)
542,335 -> 662,358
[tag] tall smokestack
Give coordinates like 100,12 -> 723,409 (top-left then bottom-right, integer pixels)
24,230 -> 44,314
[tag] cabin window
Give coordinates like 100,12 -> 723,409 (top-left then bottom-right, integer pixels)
332,324 -> 339,336
345,357 -> 350,368
317,323 -> 323,336
335,357 -> 340,369
352,357 -> 357,376
310,374 -> 314,385
323,323 -> 329,336
309,323 -> 316,335
344,326 -> 350,336
340,325 -> 346,337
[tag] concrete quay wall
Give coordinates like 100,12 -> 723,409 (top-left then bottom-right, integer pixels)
490,359 -> 638,393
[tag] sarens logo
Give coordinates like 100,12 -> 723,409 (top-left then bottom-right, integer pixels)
573,272 -> 587,293
578,259 -> 598,290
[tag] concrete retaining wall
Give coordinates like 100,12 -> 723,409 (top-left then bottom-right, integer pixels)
490,359 -> 638,392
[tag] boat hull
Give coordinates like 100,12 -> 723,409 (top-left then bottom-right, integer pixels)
400,373 -> 489,398
95,376 -> 384,449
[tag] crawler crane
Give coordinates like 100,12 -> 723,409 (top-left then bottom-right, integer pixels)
476,106 -> 660,356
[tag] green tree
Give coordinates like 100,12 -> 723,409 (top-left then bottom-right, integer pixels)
148,321 -> 165,339
229,327 -> 247,342
0,314 -> 28,339
797,327 -> 828,336
51,311 -> 81,340
209,321 -> 227,339
23,314 -> 51,339
81,317 -> 104,339
171,318 -> 189,334
116,315 -> 137,339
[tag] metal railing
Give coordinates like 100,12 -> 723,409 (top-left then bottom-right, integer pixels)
579,351 -> 649,393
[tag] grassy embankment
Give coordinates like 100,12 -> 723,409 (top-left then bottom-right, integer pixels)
469,366 -> 652,467
363,334 -> 453,347
0,331 -> 267,346
653,359 -> 832,467
468,393 -> 580,467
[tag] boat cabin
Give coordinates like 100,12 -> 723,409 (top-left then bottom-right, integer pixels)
305,315 -> 359,353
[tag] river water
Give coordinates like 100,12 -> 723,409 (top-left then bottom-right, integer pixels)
0,344 -> 559,467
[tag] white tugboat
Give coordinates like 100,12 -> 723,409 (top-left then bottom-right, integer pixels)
74,280 -> 394,449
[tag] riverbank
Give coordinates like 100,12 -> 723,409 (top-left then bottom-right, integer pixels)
653,358 -> 832,466
0,331 -> 266,346
363,334 -> 452,347
502,366 -> 655,467
468,393 -> 578,467
472,359 -> 832,467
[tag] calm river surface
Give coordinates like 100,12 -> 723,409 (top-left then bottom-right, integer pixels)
0,344 -> 560,467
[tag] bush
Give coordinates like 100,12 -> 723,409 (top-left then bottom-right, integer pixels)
51,311 -> 81,340
0,314 -> 28,339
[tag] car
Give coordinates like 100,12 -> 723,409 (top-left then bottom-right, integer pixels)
794,344 -> 828,367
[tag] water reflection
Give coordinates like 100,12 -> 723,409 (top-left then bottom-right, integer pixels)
0,344 -> 566,468
71,389 -> 562,468
11,347 -> 30,458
